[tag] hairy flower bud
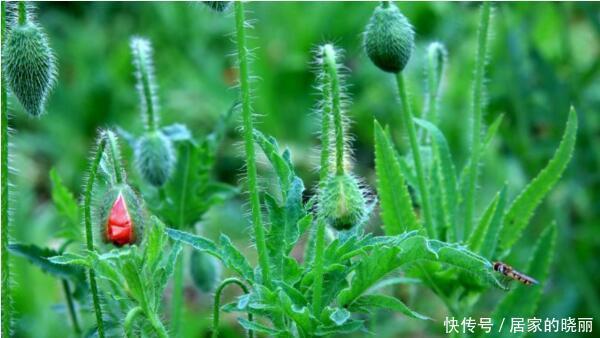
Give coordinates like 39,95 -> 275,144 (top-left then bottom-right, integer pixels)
134,131 -> 175,187
99,184 -> 144,246
320,174 -> 367,231
2,18 -> 56,117
190,250 -> 221,293
364,1 -> 414,73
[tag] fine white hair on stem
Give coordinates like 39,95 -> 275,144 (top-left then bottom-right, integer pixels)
130,36 -> 160,131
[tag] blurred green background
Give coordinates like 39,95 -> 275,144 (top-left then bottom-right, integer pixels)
5,2 -> 599,337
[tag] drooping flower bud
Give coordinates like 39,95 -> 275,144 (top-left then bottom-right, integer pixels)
363,1 -> 414,73
190,250 -> 221,293
134,131 -> 175,187
2,6 -> 57,117
320,174 -> 367,231
99,184 -> 144,246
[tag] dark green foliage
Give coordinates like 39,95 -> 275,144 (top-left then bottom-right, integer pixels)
363,1 -> 414,73
134,131 -> 175,187
320,174 -> 366,231
2,18 -> 56,116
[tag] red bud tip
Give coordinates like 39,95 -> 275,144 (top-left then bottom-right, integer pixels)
106,192 -> 135,246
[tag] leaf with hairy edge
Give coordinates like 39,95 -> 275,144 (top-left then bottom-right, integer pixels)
10,244 -> 85,280
165,227 -> 220,259
490,225 -> 557,338
338,236 -> 501,306
467,190 -> 501,253
374,120 -> 419,234
144,216 -> 165,271
48,252 -> 90,267
49,168 -> 81,241
480,186 -> 507,259
499,108 -> 577,255
349,294 -> 430,320
219,234 -> 254,282
414,118 -> 459,240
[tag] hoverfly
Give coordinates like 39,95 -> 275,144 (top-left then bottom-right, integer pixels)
493,262 -> 538,286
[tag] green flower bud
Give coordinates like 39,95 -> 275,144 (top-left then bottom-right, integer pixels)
190,250 -> 221,293
2,18 -> 56,117
134,131 -> 175,187
364,1 -> 414,73
203,1 -> 231,12
320,174 -> 367,231
98,184 -> 145,247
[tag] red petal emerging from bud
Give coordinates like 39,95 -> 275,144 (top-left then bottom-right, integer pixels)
106,192 -> 135,246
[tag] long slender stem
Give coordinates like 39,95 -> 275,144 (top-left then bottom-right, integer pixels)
132,39 -> 157,132
395,74 -> 434,237
234,1 -> 271,288
323,45 -> 345,176
1,4 -> 11,336
104,130 -> 124,184
84,136 -> 107,338
62,279 -> 82,335
170,252 -> 184,336
312,44 -> 338,316
18,2 -> 27,25
212,278 -> 253,338
464,2 -> 491,240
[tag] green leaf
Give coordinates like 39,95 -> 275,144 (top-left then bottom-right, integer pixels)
155,140 -> 238,229
499,108 -> 577,255
121,257 -> 144,304
483,113 -> 504,148
480,186 -> 507,259
144,216 -> 166,271
48,252 -> 90,267
165,227 -> 221,259
9,243 -> 85,280
161,123 -> 192,142
329,308 -> 351,326
374,120 -> 419,235
491,224 -> 557,338
315,320 -> 364,336
349,294 -> 430,320
254,129 -> 293,195
414,118 -> 458,240
338,236 -> 500,305
219,234 -> 254,282
467,188 -> 503,254
49,168 -> 81,241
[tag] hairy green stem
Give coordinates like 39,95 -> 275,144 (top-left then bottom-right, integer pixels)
62,279 -> 82,335
170,252 -> 184,336
323,45 -> 345,176
234,1 -> 271,288
1,3 -> 11,336
18,2 -> 26,25
312,44 -> 338,315
84,136 -> 107,338
464,2 -> 491,240
212,278 -> 253,338
133,41 -> 157,132
395,74 -> 434,237
124,306 -> 143,338
105,130 -> 124,184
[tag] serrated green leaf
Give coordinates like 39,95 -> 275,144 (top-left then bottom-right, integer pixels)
48,252 -> 91,267
220,234 -> 254,282
499,108 -> 577,255
350,294 -> 430,320
278,290 -> 315,335
121,257 -> 144,304
374,120 -> 419,235
480,186 -> 507,259
414,118 -> 458,240
483,114 -> 504,147
49,168 -> 81,241
491,224 -> 557,338
144,216 -> 165,271
10,244 -> 85,280
165,227 -> 220,259
468,189 -> 501,253
315,320 -> 364,336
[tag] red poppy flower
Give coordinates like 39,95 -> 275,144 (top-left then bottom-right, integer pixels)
106,192 -> 135,246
